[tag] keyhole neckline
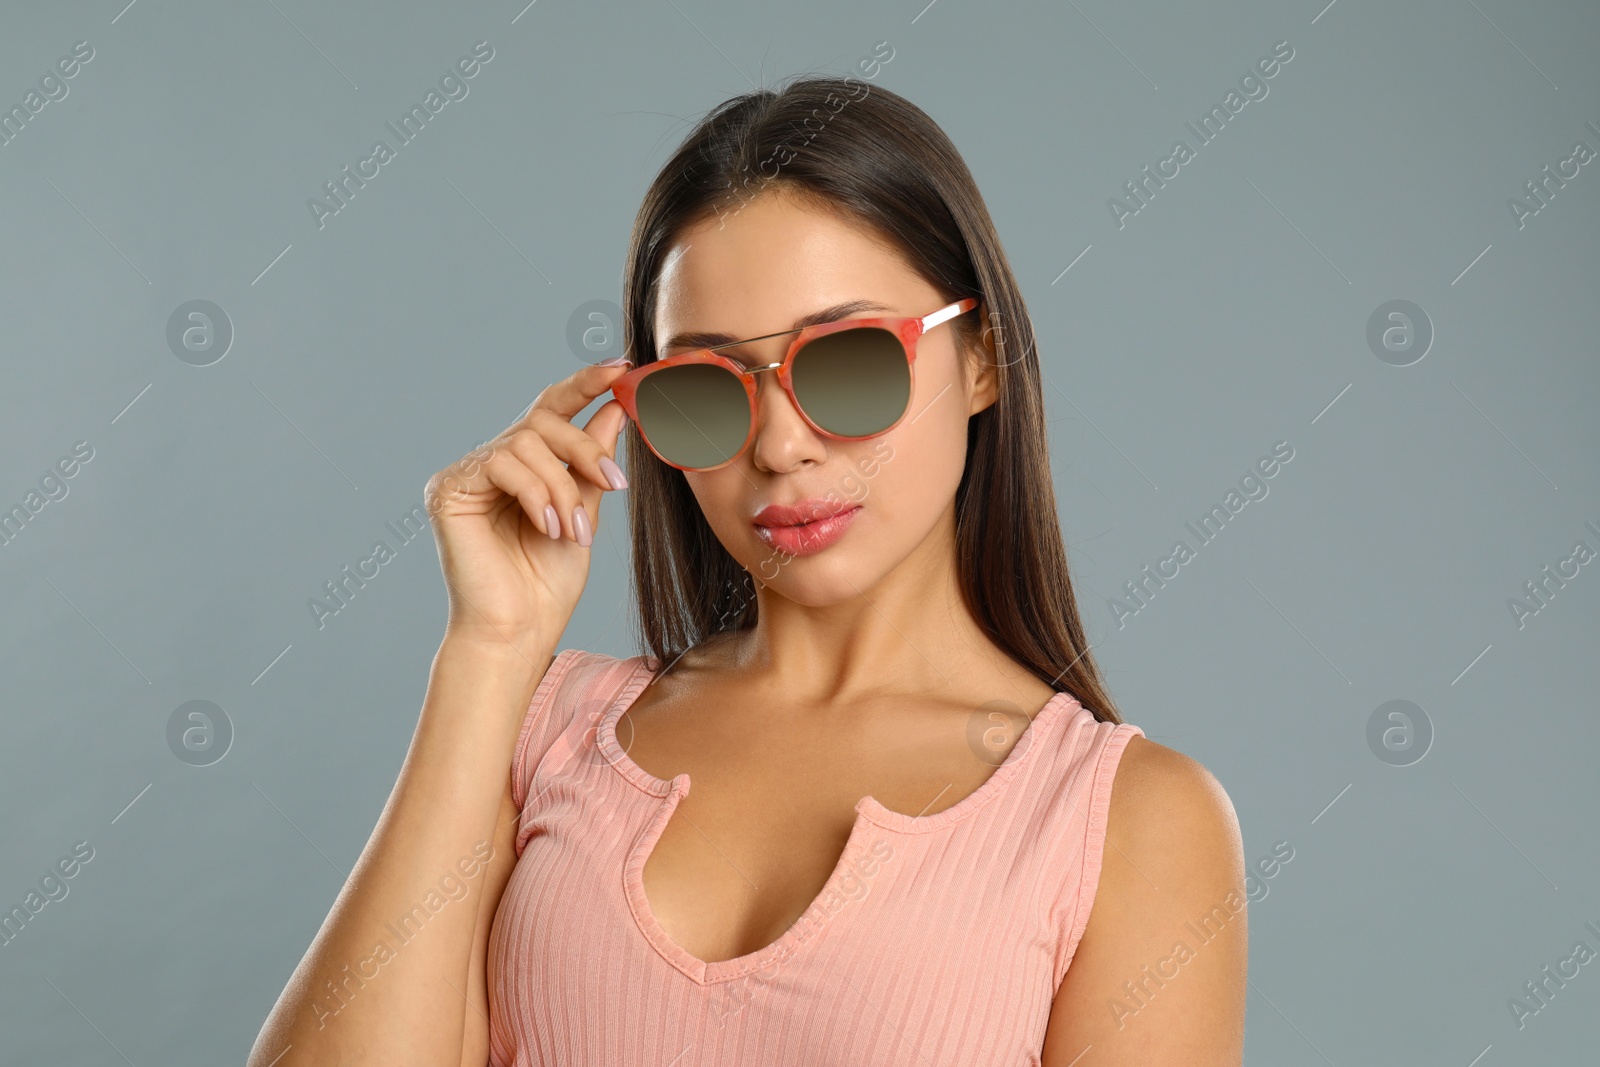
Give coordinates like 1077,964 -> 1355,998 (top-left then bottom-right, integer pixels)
595,655 -> 1080,985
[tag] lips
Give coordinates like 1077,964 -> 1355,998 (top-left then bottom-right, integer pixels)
752,498 -> 858,527
752,498 -> 862,557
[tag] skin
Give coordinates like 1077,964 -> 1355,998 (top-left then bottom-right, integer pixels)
246,187 -> 1245,1067
620,189 -> 1249,1063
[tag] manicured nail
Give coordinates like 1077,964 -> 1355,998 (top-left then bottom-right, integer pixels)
597,356 -> 632,367
572,505 -> 593,547
543,504 -> 561,540
599,456 -> 629,490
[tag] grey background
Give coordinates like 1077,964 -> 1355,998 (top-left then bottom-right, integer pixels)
1,0 -> 1596,1063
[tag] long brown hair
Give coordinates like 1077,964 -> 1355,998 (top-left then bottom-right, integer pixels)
619,75 -> 1122,725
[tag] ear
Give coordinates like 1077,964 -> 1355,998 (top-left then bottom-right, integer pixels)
963,306 -> 1002,417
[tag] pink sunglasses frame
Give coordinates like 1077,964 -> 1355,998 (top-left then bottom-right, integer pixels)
609,298 -> 979,472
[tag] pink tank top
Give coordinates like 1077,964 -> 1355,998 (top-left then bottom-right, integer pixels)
488,649 -> 1143,1066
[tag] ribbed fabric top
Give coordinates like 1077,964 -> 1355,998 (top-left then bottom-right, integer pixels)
487,649 -> 1144,1066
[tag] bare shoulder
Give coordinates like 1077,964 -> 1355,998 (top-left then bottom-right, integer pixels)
1097,735 -> 1247,929
1041,734 -> 1247,1065
1105,735 -> 1242,861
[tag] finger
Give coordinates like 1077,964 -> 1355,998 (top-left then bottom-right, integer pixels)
476,448 -> 562,539
499,429 -> 594,545
525,400 -> 631,497
580,395 -> 631,457
527,360 -> 634,423
425,439 -> 502,516
572,399 -> 631,535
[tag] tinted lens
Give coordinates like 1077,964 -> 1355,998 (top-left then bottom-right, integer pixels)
791,327 -> 909,436
635,363 -> 750,470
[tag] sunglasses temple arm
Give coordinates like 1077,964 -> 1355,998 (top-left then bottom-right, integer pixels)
919,298 -> 978,332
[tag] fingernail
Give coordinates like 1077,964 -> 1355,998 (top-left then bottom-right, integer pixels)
544,504 -> 561,540
597,356 -> 632,367
599,456 -> 629,490
572,505 -> 593,547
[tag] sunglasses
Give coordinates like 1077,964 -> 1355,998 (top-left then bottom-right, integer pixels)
609,298 -> 979,472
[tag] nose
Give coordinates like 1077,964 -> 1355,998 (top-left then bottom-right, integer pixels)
747,362 -> 828,473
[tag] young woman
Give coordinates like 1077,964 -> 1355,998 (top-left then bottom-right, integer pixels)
251,76 -> 1247,1066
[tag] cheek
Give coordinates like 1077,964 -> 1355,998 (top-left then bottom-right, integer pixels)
686,471 -> 749,539
863,412 -> 967,523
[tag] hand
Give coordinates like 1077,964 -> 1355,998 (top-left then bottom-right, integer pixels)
425,360 -> 632,654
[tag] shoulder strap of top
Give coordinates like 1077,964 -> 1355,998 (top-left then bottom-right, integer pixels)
1048,707 -> 1146,992
509,648 -> 637,811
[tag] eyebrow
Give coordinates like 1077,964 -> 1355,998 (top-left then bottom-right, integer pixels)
659,299 -> 893,363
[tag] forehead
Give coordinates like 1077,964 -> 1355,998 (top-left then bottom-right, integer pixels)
651,192 -> 928,343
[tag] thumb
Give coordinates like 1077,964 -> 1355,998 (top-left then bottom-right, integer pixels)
597,398 -> 630,457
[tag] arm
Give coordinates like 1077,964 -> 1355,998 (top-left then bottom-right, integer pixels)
246,638 -> 551,1067
1041,736 -> 1249,1066
458,769 -> 525,1066
246,359 -> 629,1066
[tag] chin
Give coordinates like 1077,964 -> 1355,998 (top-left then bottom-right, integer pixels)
759,566 -> 871,607
745,541 -> 883,606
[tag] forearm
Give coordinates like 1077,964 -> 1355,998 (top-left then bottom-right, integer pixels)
249,636 -> 552,1067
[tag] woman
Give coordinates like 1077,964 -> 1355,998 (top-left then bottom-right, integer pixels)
250,75 -> 1247,1066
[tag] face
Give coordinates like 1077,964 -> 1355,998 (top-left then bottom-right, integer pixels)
650,189 -> 998,606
